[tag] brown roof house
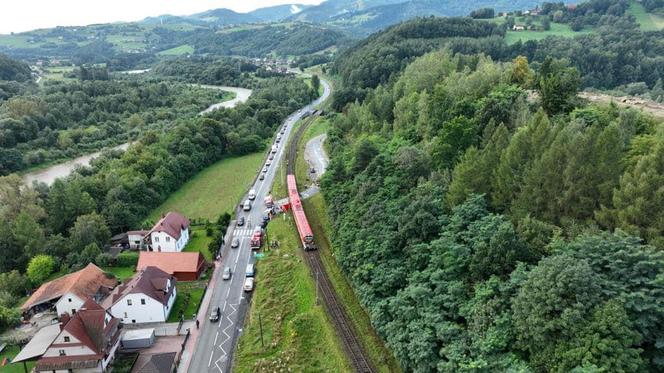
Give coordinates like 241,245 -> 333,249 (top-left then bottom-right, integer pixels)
137,251 -> 205,281
135,352 -> 177,373
147,212 -> 190,252
34,298 -> 121,372
21,263 -> 117,316
103,266 -> 177,324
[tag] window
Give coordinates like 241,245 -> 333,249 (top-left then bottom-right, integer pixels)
59,350 -> 66,356
140,299 -> 146,305
127,299 -> 132,306
71,309 -> 76,314
132,319 -> 136,323
165,236 -> 171,242
123,312 -> 127,318
68,298 -> 72,302
63,336 -> 70,342
154,237 -> 159,242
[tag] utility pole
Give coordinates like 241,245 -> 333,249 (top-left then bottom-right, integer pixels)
258,312 -> 265,348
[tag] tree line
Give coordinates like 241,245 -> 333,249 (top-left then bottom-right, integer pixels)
320,50 -> 664,371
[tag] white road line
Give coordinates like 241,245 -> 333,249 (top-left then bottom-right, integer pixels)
226,287 -> 231,297
223,300 -> 227,312
214,331 -> 219,345
208,350 -> 214,367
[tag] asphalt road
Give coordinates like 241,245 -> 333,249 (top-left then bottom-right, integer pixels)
188,79 -> 331,373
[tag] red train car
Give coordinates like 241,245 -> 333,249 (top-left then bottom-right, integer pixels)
287,174 -> 316,250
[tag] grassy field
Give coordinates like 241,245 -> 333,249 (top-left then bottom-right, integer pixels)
147,152 -> 265,222
168,284 -> 205,322
102,266 -> 135,281
0,345 -> 35,373
184,226 -> 214,261
234,217 -> 351,372
489,15 -> 594,44
629,1 -> 664,31
157,44 -> 194,56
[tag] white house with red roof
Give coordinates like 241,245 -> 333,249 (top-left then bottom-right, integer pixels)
34,298 -> 121,372
147,212 -> 190,252
21,263 -> 117,317
102,266 -> 177,324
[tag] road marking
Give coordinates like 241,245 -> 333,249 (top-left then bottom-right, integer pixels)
208,350 -> 214,367
226,287 -> 231,298
214,331 -> 219,345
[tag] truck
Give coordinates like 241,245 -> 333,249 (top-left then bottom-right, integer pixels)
264,195 -> 274,208
248,189 -> 256,200
250,227 -> 264,250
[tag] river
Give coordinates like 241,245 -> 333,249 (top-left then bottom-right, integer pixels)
23,86 -> 253,186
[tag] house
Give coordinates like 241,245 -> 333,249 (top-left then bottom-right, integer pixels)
34,298 -> 121,372
21,263 -> 118,316
512,25 -> 526,31
103,266 -> 176,324
147,212 -> 190,252
128,230 -> 149,249
137,252 -> 206,281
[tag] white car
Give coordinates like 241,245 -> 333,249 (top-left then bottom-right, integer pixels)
262,166 -> 268,173
266,160 -> 272,166
243,277 -> 255,292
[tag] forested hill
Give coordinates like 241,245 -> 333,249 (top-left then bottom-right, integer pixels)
332,11 -> 664,108
0,53 -> 31,82
322,48 -> 664,371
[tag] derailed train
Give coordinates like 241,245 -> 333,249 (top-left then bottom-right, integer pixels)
286,174 -> 316,251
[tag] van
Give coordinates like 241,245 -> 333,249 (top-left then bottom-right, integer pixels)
245,263 -> 255,277
243,200 -> 251,211
248,189 -> 256,200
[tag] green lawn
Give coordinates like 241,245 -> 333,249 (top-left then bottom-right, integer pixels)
102,266 -> 135,281
147,152 -> 265,221
157,44 -> 194,56
234,217 -> 351,372
0,345 -> 35,373
167,285 -> 205,322
184,227 -> 214,261
505,21 -> 592,44
628,1 -> 664,31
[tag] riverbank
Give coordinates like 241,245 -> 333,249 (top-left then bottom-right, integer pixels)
22,85 -> 253,186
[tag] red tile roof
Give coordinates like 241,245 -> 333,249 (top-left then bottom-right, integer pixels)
36,298 -> 120,371
148,212 -> 190,240
137,252 -> 205,275
21,263 -> 117,312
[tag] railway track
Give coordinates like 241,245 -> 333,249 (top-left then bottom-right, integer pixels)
286,115 -> 376,373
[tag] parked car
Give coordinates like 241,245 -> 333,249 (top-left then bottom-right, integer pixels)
269,154 -> 274,160
210,306 -> 221,322
231,238 -> 240,248
245,263 -> 255,277
262,166 -> 268,173
266,160 -> 272,166
222,267 -> 232,280
243,277 -> 255,292
259,174 -> 265,180
237,217 -> 245,226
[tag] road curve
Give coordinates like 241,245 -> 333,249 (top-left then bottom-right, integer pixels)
22,85 -> 252,186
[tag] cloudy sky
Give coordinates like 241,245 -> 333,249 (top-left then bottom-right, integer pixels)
0,0 -> 325,34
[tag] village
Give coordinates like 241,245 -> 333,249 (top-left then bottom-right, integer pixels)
5,211 -> 214,373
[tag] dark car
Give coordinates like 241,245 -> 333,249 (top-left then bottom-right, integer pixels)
209,306 -> 221,322
259,174 -> 265,180
237,217 -> 245,226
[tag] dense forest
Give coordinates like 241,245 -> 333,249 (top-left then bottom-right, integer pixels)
0,75 -> 317,328
332,7 -> 664,108
321,47 -> 664,371
0,76 -> 223,174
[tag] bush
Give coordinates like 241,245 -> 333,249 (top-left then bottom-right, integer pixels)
115,252 -> 139,267
27,255 -> 55,286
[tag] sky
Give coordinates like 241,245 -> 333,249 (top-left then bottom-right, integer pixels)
0,0 -> 325,34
